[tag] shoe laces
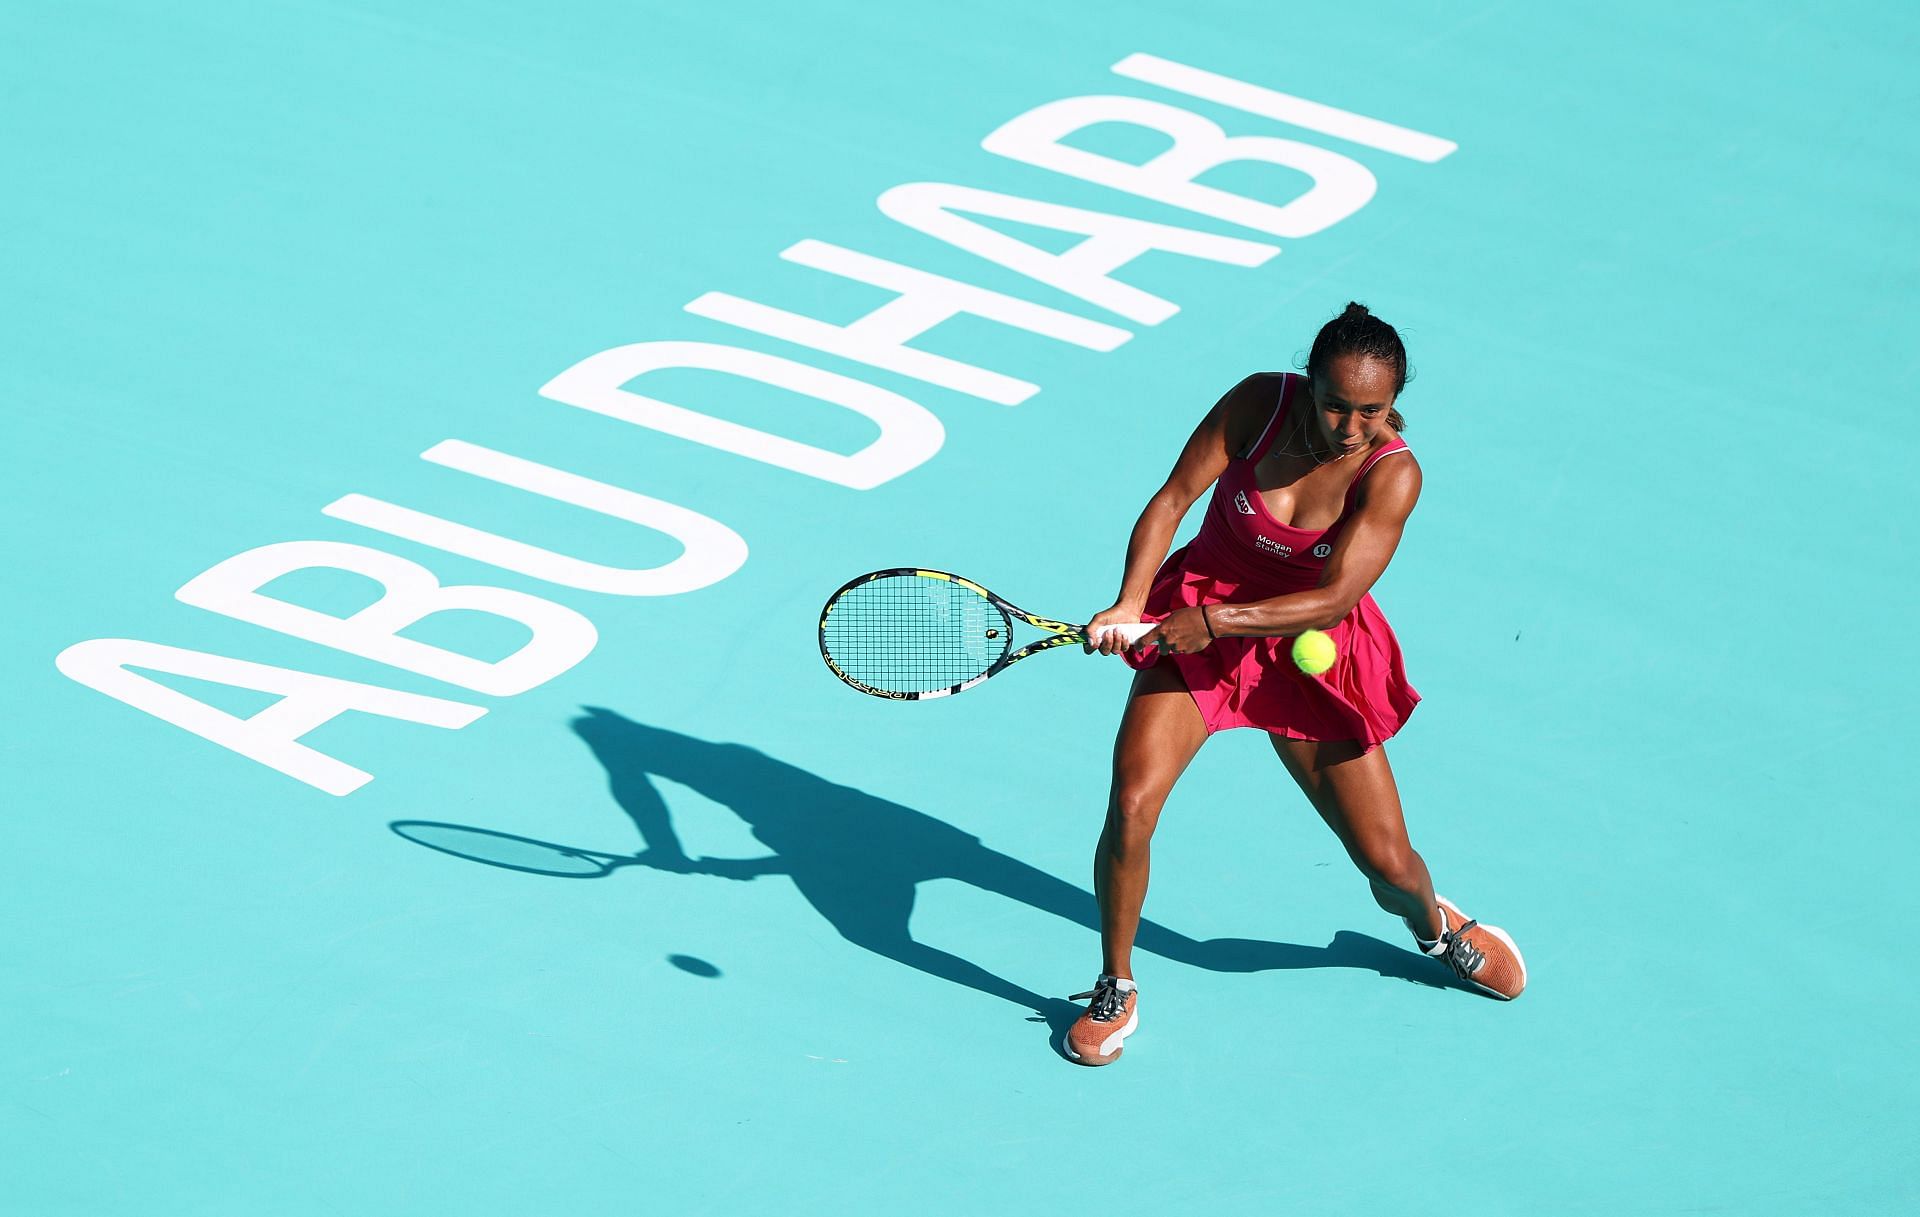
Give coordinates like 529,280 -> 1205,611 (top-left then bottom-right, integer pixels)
1438,919 -> 1486,980
1069,976 -> 1131,1023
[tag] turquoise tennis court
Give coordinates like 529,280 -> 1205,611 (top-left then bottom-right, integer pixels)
8,2 -> 1916,1212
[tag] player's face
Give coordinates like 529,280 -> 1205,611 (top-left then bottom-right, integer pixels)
1309,353 -> 1398,456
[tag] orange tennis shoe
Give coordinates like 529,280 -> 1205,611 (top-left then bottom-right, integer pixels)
1413,896 -> 1527,1000
1064,975 -> 1138,1065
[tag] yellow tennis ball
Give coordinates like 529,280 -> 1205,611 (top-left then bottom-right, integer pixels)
1291,629 -> 1337,675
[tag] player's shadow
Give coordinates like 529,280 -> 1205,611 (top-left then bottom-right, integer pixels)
392,708 -> 1458,1043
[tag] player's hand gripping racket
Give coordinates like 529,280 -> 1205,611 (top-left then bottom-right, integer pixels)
818,569 -> 1152,700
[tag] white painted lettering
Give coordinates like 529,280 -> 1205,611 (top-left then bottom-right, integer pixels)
877,183 -> 1277,325
175,541 -> 597,696
54,639 -> 484,796
323,441 -> 748,596
981,95 -> 1376,239
685,239 -> 1130,406
539,340 -> 942,489
1111,53 -> 1458,163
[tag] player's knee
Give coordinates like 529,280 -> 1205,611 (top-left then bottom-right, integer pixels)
1356,843 -> 1423,893
1106,786 -> 1166,840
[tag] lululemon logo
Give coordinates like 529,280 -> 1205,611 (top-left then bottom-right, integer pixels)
1233,490 -> 1257,515
1312,543 -> 1332,558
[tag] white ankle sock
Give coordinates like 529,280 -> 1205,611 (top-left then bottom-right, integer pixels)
1407,906 -> 1447,951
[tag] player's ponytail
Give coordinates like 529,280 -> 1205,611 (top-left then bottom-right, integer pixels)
1304,301 -> 1412,432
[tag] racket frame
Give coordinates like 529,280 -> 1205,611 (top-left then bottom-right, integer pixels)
818,568 -> 1092,700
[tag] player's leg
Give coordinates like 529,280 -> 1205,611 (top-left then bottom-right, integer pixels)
1096,662 -> 1210,979
1269,736 -> 1526,998
1267,737 -> 1441,935
1068,663 -> 1209,1066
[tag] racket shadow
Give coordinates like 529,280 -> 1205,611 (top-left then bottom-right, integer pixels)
390,821 -> 636,878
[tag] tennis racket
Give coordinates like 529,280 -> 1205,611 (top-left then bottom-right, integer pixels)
818,568 -> 1153,700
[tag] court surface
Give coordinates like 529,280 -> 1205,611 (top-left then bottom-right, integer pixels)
7,3 -> 1917,1214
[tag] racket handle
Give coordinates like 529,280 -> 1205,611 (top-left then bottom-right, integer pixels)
1086,622 -> 1155,645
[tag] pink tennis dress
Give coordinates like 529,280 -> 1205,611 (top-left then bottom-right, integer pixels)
1124,374 -> 1420,748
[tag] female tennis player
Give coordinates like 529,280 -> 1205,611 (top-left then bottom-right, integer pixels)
1067,302 -> 1525,1066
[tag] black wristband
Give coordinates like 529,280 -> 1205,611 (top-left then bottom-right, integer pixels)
1201,604 -> 1217,640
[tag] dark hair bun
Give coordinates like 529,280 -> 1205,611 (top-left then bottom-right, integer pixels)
1301,300 -> 1411,430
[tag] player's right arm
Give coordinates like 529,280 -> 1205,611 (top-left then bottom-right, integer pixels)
1087,374 -> 1269,653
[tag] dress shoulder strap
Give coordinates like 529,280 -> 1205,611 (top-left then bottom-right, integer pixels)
1244,374 -> 1298,461
1341,436 -> 1412,511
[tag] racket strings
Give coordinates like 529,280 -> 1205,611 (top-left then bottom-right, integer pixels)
821,575 -> 1011,694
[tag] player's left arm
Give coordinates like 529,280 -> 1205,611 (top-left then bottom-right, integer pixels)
1212,454 -> 1423,638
